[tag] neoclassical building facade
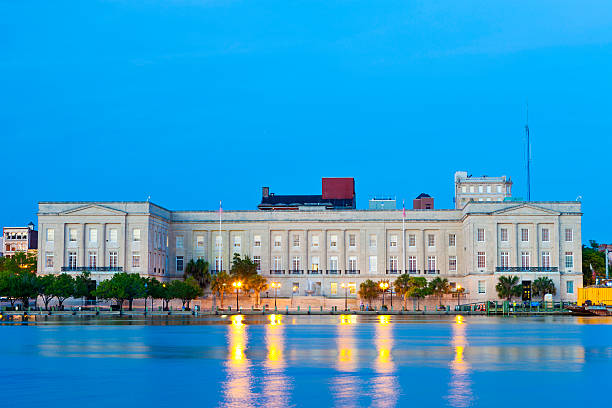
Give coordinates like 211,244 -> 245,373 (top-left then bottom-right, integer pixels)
37,200 -> 582,302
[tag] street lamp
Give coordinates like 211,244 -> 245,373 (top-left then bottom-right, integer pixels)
340,283 -> 348,311
457,285 -> 463,308
291,285 -> 298,307
232,281 -> 242,310
379,281 -> 389,309
271,282 -> 280,309
162,283 -> 167,311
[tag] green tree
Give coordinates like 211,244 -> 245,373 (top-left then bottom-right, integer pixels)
93,273 -> 146,311
582,241 -> 606,286
394,275 -> 430,309
170,277 -> 203,309
230,254 -> 258,281
51,273 -> 75,309
358,279 -> 379,304
74,271 -> 95,302
495,275 -> 522,301
15,272 -> 39,309
37,274 -> 56,310
184,259 -> 211,290
429,277 -> 451,306
211,271 -> 232,308
10,251 -> 37,273
532,277 -> 556,301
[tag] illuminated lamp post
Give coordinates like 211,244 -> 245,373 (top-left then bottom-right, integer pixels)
232,281 -> 242,310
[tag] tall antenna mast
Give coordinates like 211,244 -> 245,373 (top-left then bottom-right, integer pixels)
525,102 -> 531,201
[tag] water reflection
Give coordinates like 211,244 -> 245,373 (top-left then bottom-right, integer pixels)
331,314 -> 360,408
221,315 -> 254,407
447,315 -> 473,407
262,314 -> 291,407
371,315 -> 398,408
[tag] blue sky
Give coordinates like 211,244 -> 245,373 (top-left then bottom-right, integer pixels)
1,0 -> 611,243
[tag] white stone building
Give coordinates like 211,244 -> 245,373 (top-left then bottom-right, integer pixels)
454,171 -> 513,208
37,198 -> 582,303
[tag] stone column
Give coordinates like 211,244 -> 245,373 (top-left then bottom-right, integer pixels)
81,223 -> 86,268
100,223 -> 106,268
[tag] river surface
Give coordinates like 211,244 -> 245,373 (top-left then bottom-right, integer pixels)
1,314 -> 610,407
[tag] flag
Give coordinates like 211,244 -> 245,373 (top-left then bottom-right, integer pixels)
219,200 -> 223,214
402,200 -> 406,218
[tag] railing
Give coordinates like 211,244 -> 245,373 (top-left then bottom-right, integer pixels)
345,269 -> 360,275
326,269 -> 341,275
424,269 -> 440,275
496,266 -> 559,273
269,269 -> 285,275
308,269 -> 322,275
288,269 -> 304,275
407,269 -> 420,274
386,269 -> 401,275
61,266 -> 123,272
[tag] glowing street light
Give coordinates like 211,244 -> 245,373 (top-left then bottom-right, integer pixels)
232,281 -> 242,310
379,281 -> 389,309
340,283 -> 349,311
270,282 -> 281,309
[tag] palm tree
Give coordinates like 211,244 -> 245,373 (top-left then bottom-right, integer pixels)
358,279 -> 379,306
247,274 -> 269,307
532,277 -> 556,302
211,271 -> 232,308
394,274 -> 412,309
495,275 -> 521,301
429,277 -> 450,306
184,259 -> 211,290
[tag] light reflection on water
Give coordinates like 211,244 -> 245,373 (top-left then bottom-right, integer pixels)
6,315 -> 612,407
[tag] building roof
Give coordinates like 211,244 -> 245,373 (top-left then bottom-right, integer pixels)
258,194 -> 354,210
415,193 -> 431,199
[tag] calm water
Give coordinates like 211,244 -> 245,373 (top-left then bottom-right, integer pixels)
1,314 -> 611,407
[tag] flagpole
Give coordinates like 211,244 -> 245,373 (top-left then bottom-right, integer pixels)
402,200 -> 406,274
219,200 -> 222,272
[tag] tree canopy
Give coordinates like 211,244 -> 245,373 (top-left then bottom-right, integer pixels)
495,275 -> 522,301
358,279 -> 379,303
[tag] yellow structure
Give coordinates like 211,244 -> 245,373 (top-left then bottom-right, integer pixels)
578,287 -> 612,306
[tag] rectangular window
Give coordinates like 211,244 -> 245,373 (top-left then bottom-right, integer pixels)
477,228 -> 485,242
330,235 -> 338,248
133,229 -> 141,242
427,256 -> 436,271
427,234 -> 435,247
45,252 -> 54,268
132,252 -> 140,268
565,228 -> 573,242
409,234 -> 416,247
233,236 -> 241,250
389,256 -> 399,271
501,251 -> 509,268
521,228 -> 529,242
449,256 -> 457,271
542,228 -> 550,242
253,256 -> 261,272
469,186 -> 475,193
567,280 -> 574,294
500,228 -> 508,242
215,256 -> 223,271
69,228 -> 78,242
311,256 -> 320,271
369,234 -> 377,248
348,283 -> 357,295
273,256 -> 282,270
487,185 -> 492,193
109,251 -> 118,268
215,235 -> 222,248
521,251 -> 530,268
109,229 -> 118,243
542,251 -> 550,268
47,228 -> 55,242
478,280 -> 486,294
293,234 -> 300,247
478,185 -> 483,193
89,228 -> 97,243
329,256 -> 338,270
292,256 -> 301,271
462,186 -> 467,193
68,251 -> 77,268
331,282 -> 338,295
369,256 -> 377,273
274,236 -> 282,248
348,256 -> 357,271
389,235 -> 398,247
497,185 -> 502,193
88,251 -> 97,268
176,236 -> 184,249
196,235 -> 205,248
349,234 -> 356,248
565,252 -> 574,269
176,256 -> 184,272
477,252 -> 486,268
312,235 -> 319,248
254,235 -> 261,247
449,234 -> 456,247
408,256 -> 417,271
